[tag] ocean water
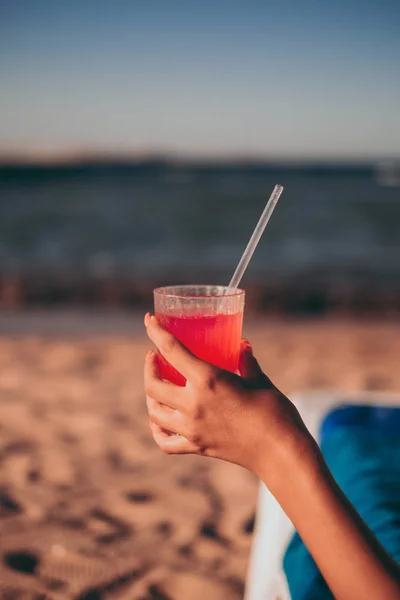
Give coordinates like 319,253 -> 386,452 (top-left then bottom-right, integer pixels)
0,162 -> 399,289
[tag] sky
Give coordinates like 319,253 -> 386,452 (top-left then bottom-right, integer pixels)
1,0 -> 400,160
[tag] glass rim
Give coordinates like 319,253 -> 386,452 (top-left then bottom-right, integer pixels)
153,285 -> 245,300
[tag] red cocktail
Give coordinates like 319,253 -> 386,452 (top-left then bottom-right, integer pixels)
154,286 -> 245,386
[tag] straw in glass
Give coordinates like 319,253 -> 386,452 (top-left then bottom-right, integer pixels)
228,184 -> 284,289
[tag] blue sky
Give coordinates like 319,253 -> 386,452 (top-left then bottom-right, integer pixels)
1,0 -> 400,159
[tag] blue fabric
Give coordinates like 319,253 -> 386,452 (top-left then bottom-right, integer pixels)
283,404 -> 400,600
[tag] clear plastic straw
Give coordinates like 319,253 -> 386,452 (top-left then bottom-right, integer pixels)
228,184 -> 284,289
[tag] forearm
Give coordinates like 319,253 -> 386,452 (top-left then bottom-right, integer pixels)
143,322 -> 400,598
262,435 -> 400,600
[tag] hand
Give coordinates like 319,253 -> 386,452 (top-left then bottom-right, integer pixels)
144,314 -> 313,484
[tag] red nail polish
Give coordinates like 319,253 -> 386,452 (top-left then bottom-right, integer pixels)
242,339 -> 253,353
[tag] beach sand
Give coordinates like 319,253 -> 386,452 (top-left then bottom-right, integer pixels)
0,314 -> 399,599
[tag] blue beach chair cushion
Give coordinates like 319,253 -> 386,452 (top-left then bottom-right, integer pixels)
283,405 -> 400,600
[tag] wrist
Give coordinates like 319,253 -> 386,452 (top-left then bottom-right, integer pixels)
256,427 -> 322,499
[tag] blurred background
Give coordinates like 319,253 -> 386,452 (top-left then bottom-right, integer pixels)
0,1 -> 399,599
1,0 -> 399,313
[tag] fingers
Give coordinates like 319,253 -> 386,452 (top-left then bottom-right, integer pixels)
146,396 -> 184,435
144,351 -> 187,411
239,339 -> 274,389
149,421 -> 199,455
145,314 -> 214,383
239,339 -> 265,380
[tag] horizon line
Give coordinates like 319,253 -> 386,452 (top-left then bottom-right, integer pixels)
0,147 -> 398,167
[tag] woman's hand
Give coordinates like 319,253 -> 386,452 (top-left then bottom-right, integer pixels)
144,313 -> 400,600
144,313 -> 313,485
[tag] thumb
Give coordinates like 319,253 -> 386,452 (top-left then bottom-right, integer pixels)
238,339 -> 265,380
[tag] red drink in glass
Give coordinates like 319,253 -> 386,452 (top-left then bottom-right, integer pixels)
154,286 -> 245,386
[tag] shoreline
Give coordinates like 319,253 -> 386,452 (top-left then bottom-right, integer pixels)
1,309 -> 400,337
1,276 -> 400,318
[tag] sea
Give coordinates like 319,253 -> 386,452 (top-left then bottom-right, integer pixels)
0,161 -> 399,304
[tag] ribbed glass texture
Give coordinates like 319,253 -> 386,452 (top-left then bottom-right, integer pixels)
154,286 -> 245,386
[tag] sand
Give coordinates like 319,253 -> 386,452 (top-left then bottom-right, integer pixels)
0,315 -> 399,599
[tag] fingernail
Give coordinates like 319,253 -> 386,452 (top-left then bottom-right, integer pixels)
241,339 -> 253,353
144,313 -> 151,327
145,350 -> 153,360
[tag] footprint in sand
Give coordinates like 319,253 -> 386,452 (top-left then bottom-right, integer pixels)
4,550 -> 39,574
